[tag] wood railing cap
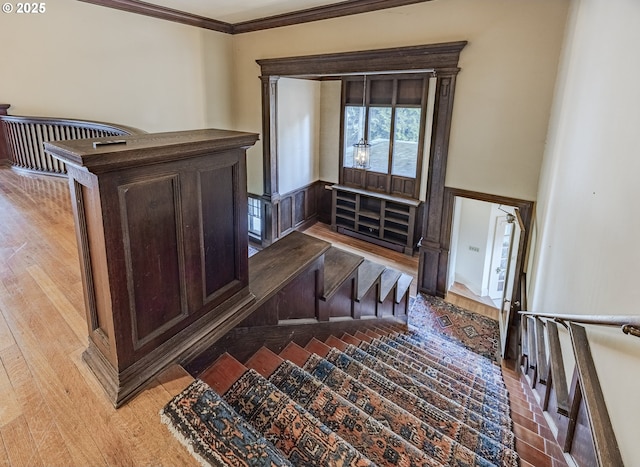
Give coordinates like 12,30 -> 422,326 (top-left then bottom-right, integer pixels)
44,129 -> 259,173
520,311 -> 640,337
0,114 -> 144,136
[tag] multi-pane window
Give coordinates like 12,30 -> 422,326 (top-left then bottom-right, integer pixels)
247,196 -> 262,238
341,75 -> 428,198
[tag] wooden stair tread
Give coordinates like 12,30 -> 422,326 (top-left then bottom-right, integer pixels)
340,333 -> 361,345
305,338 -> 332,357
249,231 -> 331,307
325,335 -> 348,351
280,342 -> 312,367
395,273 -> 413,303
245,347 -> 282,378
356,260 -> 386,301
379,267 -> 402,302
199,353 -> 247,395
322,247 -> 364,300
353,331 -> 373,342
515,438 -> 553,467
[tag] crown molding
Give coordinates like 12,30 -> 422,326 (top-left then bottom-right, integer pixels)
79,0 -> 434,35
231,0 -> 433,34
78,0 -> 233,34
256,41 -> 468,77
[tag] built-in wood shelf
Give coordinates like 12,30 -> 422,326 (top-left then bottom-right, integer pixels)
331,185 -> 419,255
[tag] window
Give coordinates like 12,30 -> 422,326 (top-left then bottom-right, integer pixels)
341,75 -> 429,198
247,196 -> 262,239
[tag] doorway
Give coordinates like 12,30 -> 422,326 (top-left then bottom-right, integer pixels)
442,188 -> 533,359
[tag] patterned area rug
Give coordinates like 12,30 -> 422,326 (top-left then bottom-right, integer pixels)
408,294 -> 501,362
301,353 -> 517,467
225,370 -> 374,467
267,360 -> 437,467
322,348 -> 518,465
160,380 -> 293,466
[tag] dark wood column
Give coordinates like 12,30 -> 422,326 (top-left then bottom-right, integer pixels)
45,129 -> 259,407
260,75 -> 280,245
0,104 -> 11,166
417,71 -> 460,297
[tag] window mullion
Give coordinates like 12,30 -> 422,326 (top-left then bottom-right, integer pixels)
386,80 -> 399,193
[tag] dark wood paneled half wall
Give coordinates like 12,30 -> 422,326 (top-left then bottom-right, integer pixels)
45,129 -> 259,407
260,180 -> 333,245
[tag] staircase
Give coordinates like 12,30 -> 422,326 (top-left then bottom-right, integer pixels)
185,233 -> 414,371
163,232 -> 570,466
163,323 -> 531,466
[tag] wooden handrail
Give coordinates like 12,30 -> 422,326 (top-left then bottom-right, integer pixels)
0,108 -> 145,176
0,115 -> 144,135
569,323 -> 624,467
519,310 -> 629,466
520,311 -> 640,337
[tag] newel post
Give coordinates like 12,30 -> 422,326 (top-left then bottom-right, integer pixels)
45,129 -> 259,407
0,104 -> 10,166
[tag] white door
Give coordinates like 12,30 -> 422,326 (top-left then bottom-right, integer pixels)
499,213 -> 522,357
488,216 -> 513,303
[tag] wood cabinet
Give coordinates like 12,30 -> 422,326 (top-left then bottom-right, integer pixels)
45,129 -> 258,407
331,185 -> 419,255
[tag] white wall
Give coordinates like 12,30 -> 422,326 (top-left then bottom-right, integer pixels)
276,78 -> 321,194
319,80 -> 342,184
530,0 -> 640,463
0,0 -> 234,132
453,198 -> 492,296
232,0 -> 569,198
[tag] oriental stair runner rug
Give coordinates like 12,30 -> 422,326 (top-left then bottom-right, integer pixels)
408,294 -> 501,363
161,298 -> 517,466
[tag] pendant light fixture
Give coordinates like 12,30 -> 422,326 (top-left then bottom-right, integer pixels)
353,74 -> 371,169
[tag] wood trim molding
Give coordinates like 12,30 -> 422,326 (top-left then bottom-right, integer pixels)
232,0 -> 434,34
257,43 -> 466,248
77,0 -> 233,33
257,42 -> 467,77
432,187 -> 534,358
0,104 -> 10,165
79,0 -> 434,35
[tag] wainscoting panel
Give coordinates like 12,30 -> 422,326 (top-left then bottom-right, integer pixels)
276,180 -> 326,239
200,165 -> 239,300
119,174 -> 187,347
280,196 -> 293,233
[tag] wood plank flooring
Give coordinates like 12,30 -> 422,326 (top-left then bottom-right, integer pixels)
0,168 -> 197,467
447,282 -> 499,321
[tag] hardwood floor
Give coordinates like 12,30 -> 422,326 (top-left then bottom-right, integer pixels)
0,168 -> 198,467
447,282 -> 499,321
